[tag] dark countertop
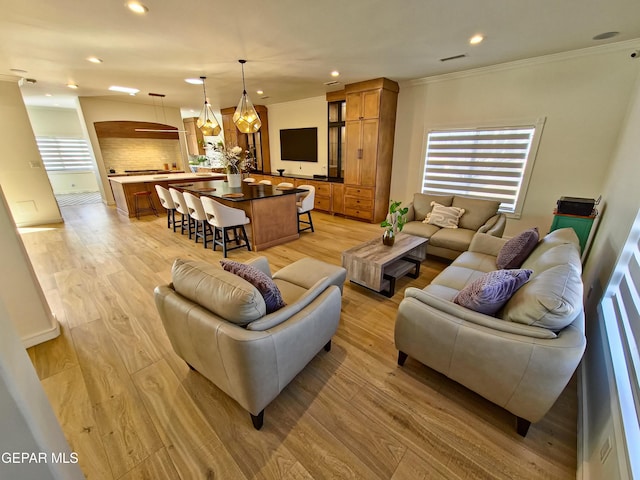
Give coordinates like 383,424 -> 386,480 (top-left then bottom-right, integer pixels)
168,180 -> 306,202
265,172 -> 344,183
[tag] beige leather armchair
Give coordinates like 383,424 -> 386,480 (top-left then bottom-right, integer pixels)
154,256 -> 346,429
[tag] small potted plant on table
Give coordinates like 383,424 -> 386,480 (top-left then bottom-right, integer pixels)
380,200 -> 408,246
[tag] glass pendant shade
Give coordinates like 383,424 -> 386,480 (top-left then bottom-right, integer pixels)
233,91 -> 261,133
197,101 -> 221,136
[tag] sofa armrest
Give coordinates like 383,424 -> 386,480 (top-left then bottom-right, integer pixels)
468,233 -> 508,256
245,256 -> 272,278
477,213 -> 506,237
403,288 -> 557,339
247,277 -> 332,331
405,202 -> 415,222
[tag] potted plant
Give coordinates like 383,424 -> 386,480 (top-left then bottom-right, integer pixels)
380,200 -> 408,246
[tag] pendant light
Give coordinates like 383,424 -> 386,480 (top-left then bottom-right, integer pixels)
232,59 -> 262,133
196,76 -> 221,136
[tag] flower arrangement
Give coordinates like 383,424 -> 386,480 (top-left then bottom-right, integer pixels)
381,200 -> 409,233
210,141 -> 254,174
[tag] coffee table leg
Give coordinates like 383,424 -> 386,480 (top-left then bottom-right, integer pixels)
382,274 -> 396,297
402,256 -> 422,279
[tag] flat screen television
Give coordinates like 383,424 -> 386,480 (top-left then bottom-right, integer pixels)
280,127 -> 318,162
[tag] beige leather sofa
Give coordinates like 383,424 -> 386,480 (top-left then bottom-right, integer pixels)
154,256 -> 346,429
394,228 -> 586,435
402,193 -> 506,260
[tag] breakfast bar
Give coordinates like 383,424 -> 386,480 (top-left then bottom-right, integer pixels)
170,180 -> 305,251
109,172 -> 225,218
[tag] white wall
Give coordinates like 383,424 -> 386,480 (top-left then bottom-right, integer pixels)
0,186 -> 59,347
391,41 -> 640,238
266,96 -> 328,177
0,81 -> 62,226
580,64 -> 640,480
78,96 -> 187,204
0,298 -> 83,480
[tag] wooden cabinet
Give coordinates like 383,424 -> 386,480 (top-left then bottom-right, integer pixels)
346,89 -> 380,121
221,105 -> 270,174
343,78 -> 399,223
294,179 -> 331,213
331,183 -> 344,215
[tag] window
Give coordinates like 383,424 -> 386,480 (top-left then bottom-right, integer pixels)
422,120 -> 544,217
35,136 -> 94,172
327,100 -> 346,179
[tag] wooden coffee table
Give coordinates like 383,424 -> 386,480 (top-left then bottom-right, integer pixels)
341,232 -> 428,297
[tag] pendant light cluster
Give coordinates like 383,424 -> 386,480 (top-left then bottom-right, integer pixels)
232,59 -> 262,134
196,60 -> 261,137
196,76 -> 221,136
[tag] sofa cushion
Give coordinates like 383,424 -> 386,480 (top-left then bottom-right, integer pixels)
522,227 -> 579,267
402,221 -> 441,239
501,263 -> 583,331
426,202 -> 465,229
452,196 -> 501,231
430,227 -> 476,252
496,227 -> 539,269
413,193 -> 453,221
221,259 -> 286,314
523,243 -> 582,275
453,269 -> 533,315
172,258 -> 265,325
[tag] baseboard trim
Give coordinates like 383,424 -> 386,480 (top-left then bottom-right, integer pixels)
577,361 -> 588,480
21,315 -> 60,348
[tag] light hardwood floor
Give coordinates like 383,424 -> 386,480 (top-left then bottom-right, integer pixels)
23,203 -> 578,479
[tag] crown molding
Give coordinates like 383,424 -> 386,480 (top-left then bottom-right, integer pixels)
403,38 -> 640,87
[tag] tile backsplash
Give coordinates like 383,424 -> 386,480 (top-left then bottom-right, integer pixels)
99,137 -> 181,172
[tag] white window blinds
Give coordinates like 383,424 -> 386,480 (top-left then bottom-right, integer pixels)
36,137 -> 93,172
422,124 -> 542,216
600,208 -> 640,478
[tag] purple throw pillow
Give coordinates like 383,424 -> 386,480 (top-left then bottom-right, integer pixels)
220,260 -> 286,314
453,269 -> 533,316
496,228 -> 539,269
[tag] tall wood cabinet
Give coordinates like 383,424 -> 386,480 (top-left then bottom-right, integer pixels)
220,105 -> 271,173
343,78 -> 399,223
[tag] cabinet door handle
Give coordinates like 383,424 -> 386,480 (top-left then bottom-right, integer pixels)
357,148 -> 363,159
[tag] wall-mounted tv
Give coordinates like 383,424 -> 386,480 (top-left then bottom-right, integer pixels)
279,127 -> 318,162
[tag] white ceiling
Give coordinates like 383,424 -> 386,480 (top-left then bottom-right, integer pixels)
2,0 -> 640,116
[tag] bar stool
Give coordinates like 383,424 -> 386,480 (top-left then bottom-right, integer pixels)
258,179 -> 272,185
243,177 -> 256,183
276,182 -> 294,188
296,185 -> 315,233
155,185 -> 178,230
201,197 -> 251,257
169,188 -> 194,237
184,192 -> 214,248
133,190 -> 158,219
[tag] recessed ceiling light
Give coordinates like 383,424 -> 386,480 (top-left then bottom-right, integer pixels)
469,34 -> 484,45
185,78 -> 204,85
592,31 -> 619,40
126,1 -> 148,14
87,56 -> 103,64
108,85 -> 139,94
45,93 -> 52,97
67,83 -> 79,89
330,70 -> 340,77
256,90 -> 264,95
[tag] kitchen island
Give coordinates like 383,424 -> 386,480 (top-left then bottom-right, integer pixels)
170,180 -> 305,251
109,172 -> 225,218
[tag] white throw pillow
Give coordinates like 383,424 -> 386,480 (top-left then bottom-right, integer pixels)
423,202 -> 465,229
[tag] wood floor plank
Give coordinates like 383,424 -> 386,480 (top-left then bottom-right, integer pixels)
21,203 -> 578,480
40,366 -> 113,479
118,448 -> 180,480
132,358 -> 248,479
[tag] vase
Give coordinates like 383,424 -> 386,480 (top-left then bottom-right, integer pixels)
227,173 -> 242,188
382,229 -> 395,246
